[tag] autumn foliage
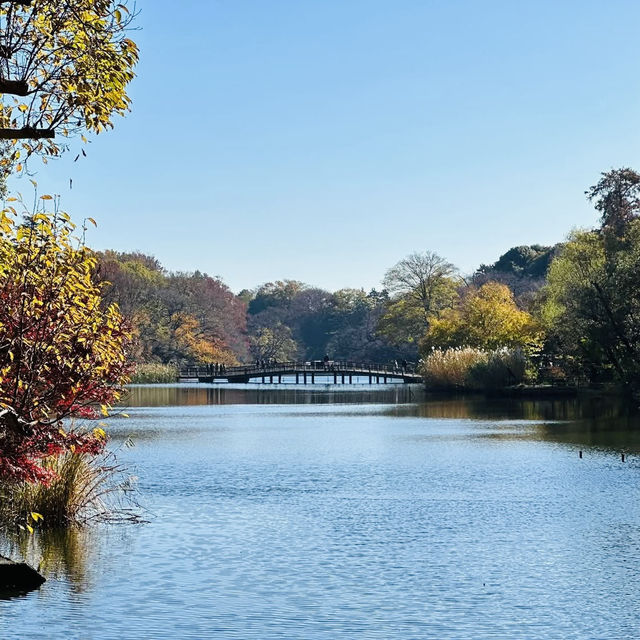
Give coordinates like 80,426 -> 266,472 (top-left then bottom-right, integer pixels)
0,199 -> 131,483
0,1 -> 139,170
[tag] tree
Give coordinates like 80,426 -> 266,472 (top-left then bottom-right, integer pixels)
421,282 -> 542,353
248,280 -> 306,316
376,297 -> 425,352
0,0 -> 139,189
542,225 -> 640,388
474,244 -> 559,309
540,170 -> 640,390
170,311 -> 238,365
167,271 -> 248,361
249,324 -> 298,362
0,199 -> 131,483
96,253 -> 248,365
478,245 -> 557,280
382,251 -> 458,322
586,168 -> 640,240
246,283 -> 403,363
324,289 -> 395,362
379,251 -> 458,348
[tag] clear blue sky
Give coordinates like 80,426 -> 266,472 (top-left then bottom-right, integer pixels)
18,0 -> 640,293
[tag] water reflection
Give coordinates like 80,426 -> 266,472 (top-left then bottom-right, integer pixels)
123,383 -> 423,407
386,393 -> 638,421
386,394 -> 640,453
3,386 -> 640,638
0,528 -> 94,594
118,386 -> 640,456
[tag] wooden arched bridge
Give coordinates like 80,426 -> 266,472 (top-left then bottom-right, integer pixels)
178,360 -> 423,384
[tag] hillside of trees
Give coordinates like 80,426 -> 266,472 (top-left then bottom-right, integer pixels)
95,240 -> 552,366
97,168 -> 640,395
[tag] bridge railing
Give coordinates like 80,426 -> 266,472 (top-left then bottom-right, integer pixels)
178,360 -> 418,378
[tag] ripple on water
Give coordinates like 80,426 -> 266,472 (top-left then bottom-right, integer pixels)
1,391 -> 640,639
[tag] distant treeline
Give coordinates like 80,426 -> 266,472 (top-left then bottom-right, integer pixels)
96,243 -> 553,366
98,168 -> 640,394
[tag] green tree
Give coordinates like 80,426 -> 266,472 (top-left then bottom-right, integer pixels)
540,169 -> 640,390
586,167 -> 640,240
542,224 -> 640,388
249,324 -> 298,362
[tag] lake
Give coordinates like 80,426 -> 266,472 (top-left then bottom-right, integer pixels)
2,384 -> 640,639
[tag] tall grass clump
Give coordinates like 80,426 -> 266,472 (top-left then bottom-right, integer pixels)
467,348 -> 527,389
0,452 -> 143,529
130,363 -> 178,384
420,347 -> 488,389
421,347 -> 527,390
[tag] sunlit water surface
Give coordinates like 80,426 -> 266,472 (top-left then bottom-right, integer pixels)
2,385 -> 640,639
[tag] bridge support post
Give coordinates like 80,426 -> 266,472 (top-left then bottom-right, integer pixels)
369,375 -> 372,384
349,375 -> 352,384
341,374 -> 345,384
333,372 -> 337,384
278,375 -> 282,383
384,375 -> 387,383
270,375 -> 273,383
311,373 -> 315,384
262,376 -> 265,383
296,373 -> 299,384
304,372 -> 307,384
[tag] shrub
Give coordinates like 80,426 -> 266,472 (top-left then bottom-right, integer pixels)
0,204 -> 132,483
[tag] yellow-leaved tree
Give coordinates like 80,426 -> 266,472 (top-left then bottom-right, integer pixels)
0,0 -> 139,190
420,282 -> 543,353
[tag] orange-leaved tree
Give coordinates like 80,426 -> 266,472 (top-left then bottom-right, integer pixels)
0,196 -> 131,483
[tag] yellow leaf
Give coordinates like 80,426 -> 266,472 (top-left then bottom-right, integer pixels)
26,524 -> 33,534
87,217 -> 97,227
40,194 -> 53,200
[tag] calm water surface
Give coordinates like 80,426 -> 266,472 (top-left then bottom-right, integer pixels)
2,385 -> 640,639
